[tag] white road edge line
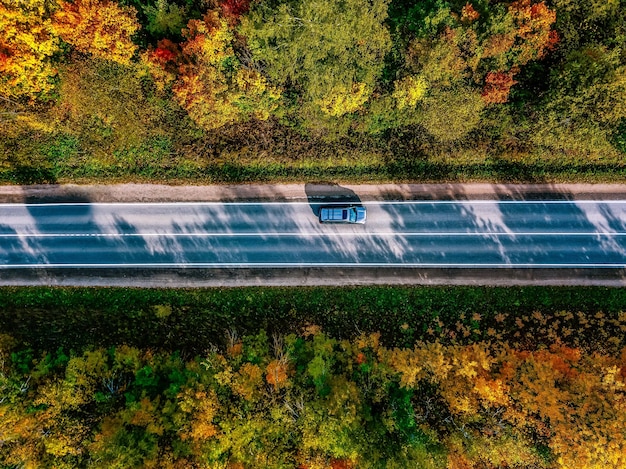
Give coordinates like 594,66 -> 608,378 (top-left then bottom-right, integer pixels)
1,232 -> 626,238
1,263 -> 625,268
2,200 -> 626,207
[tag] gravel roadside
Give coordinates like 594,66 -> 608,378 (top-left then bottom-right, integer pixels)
2,182 -> 626,203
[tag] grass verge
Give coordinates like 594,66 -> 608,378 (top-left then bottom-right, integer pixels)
1,286 -> 625,355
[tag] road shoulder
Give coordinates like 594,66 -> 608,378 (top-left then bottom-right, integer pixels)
2,182 -> 626,203
2,267 -> 626,287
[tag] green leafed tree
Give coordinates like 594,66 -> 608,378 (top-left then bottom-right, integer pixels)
240,0 -> 392,120
529,1 -> 626,158
548,45 -> 626,127
143,0 -> 186,37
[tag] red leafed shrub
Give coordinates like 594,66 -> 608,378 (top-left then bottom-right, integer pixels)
331,459 -> 353,469
155,47 -> 176,62
152,39 -> 178,64
530,1 -> 550,19
221,0 -> 250,22
546,29 -> 559,51
482,70 -> 517,104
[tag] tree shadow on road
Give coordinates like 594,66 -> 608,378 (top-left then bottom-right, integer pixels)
304,182 -> 362,217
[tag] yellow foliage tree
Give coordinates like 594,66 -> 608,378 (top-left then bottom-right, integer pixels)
507,344 -> 626,469
52,0 -> 139,64
407,28 -> 476,88
0,0 -> 59,98
231,362 -> 263,401
315,82 -> 369,117
380,339 -> 626,469
175,384 -> 221,445
392,75 -> 428,109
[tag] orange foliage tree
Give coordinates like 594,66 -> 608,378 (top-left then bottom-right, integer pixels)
266,359 -> 289,390
507,343 -> 626,469
482,69 -> 518,104
479,0 -> 557,103
52,0 -> 139,64
509,0 -> 559,65
460,2 -> 480,24
172,10 -> 280,131
382,338 -> 626,469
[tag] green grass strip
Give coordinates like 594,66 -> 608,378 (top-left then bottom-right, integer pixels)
1,286 -> 625,354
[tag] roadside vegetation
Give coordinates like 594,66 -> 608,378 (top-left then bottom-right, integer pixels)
1,0 -> 626,184
3,286 -> 626,353
1,286 -> 625,468
3,0 -> 626,465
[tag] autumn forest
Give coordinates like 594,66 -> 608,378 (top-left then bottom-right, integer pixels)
1,0 -> 625,182
2,1 -> 626,468
1,286 -> 626,468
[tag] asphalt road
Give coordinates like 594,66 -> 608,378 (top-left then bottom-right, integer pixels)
1,200 -> 626,268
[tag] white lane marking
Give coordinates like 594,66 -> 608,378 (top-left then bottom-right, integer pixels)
1,262 -> 625,268
1,232 -> 626,238
1,200 -> 626,207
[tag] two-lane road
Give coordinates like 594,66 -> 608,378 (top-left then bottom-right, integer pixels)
1,200 -> 626,268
